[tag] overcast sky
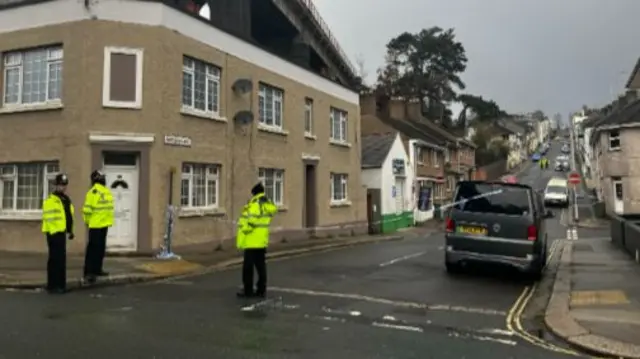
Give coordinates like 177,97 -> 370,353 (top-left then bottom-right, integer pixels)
311,0 -> 640,121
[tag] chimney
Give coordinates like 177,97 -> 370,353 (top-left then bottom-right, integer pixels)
388,98 -> 406,119
360,94 -> 377,116
406,98 -> 421,120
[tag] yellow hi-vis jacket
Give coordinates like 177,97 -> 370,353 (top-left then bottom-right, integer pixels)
236,193 -> 278,249
42,195 -> 75,235
83,183 -> 114,229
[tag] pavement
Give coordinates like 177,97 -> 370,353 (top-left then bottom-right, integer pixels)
0,141 -> 633,358
545,230 -> 640,358
0,232 -> 414,289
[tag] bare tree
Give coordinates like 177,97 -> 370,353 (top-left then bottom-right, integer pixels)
354,53 -> 368,80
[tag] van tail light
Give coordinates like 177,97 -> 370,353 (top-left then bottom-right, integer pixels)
445,218 -> 455,233
527,225 -> 537,241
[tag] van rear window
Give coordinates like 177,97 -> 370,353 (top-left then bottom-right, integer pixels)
453,182 -> 531,216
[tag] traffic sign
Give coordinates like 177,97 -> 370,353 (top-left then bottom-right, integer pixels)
568,172 -> 581,184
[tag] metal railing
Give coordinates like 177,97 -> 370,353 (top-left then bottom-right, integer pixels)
294,0 -> 356,77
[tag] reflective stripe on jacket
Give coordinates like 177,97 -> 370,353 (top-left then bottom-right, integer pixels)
83,183 -> 114,228
236,193 -> 278,249
42,195 -> 74,234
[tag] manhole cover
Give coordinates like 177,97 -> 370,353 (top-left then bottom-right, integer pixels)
573,244 -> 593,252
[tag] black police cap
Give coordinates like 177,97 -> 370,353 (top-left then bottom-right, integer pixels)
54,173 -> 69,185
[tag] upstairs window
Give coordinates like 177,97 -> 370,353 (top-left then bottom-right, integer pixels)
103,47 -> 143,108
258,83 -> 283,129
3,46 -> 63,107
182,57 -> 221,116
330,107 -> 348,143
608,130 -> 620,151
304,98 -> 313,135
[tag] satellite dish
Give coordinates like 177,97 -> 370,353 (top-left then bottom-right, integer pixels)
233,111 -> 254,125
232,78 -> 253,95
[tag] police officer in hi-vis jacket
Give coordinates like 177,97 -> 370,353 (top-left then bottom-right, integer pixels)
42,173 -> 75,294
82,170 -> 114,283
236,182 -> 278,298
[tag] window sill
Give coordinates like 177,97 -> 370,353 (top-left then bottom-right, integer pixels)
329,140 -> 351,148
0,102 -> 63,114
608,147 -> 621,152
258,124 -> 289,136
0,212 -> 41,221
178,207 -> 226,218
180,107 -> 227,122
330,200 -> 352,208
305,133 -> 317,140
277,206 -> 288,212
103,100 -> 141,109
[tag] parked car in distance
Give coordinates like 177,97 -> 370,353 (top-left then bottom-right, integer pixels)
561,144 -> 570,153
544,177 -> 569,207
444,181 -> 552,279
532,153 -> 541,161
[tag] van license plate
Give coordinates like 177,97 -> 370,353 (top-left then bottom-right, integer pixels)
457,226 -> 487,236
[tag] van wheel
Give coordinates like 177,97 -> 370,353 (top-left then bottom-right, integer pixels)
445,261 -> 463,274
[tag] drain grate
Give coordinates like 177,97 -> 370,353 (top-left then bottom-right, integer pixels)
573,244 -> 594,252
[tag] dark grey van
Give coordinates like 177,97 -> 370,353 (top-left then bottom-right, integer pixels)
444,181 -> 552,278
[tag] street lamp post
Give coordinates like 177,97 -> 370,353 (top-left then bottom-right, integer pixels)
568,113 -> 579,223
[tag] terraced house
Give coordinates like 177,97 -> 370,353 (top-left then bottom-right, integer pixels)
359,95 -> 475,223
0,0 -> 365,253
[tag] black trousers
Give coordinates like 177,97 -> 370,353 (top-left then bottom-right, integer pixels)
46,233 -> 67,290
84,227 -> 108,277
242,248 -> 267,295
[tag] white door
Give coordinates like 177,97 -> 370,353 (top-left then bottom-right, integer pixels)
103,166 -> 139,252
613,180 -> 624,214
395,177 -> 405,214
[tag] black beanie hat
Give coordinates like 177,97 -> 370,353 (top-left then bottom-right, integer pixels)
251,182 -> 265,196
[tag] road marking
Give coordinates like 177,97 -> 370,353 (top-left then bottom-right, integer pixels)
379,251 -> 427,267
570,290 -> 630,306
566,228 -> 578,241
269,287 -> 506,315
373,321 -> 423,332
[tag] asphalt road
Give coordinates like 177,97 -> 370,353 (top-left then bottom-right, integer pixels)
0,143 -> 590,359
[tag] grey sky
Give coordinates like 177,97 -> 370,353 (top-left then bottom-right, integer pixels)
314,0 -> 640,120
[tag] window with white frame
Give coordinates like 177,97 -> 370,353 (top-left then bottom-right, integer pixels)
0,162 -> 59,213
258,168 -> 284,206
304,98 -> 313,135
608,130 -> 620,150
258,83 -> 283,129
102,47 -> 143,108
182,56 -> 221,115
432,150 -> 439,166
180,163 -> 220,209
3,46 -> 63,107
330,107 -> 348,142
330,173 -> 348,202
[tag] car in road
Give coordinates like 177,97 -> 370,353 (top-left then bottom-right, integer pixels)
444,181 -> 552,279
561,144 -> 570,153
532,153 -> 541,161
554,155 -> 569,171
543,177 -> 569,207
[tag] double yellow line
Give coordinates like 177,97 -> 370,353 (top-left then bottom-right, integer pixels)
505,239 -> 588,356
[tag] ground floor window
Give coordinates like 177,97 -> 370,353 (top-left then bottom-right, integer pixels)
0,162 -> 59,212
180,163 -> 220,209
258,168 -> 284,206
330,173 -> 348,202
